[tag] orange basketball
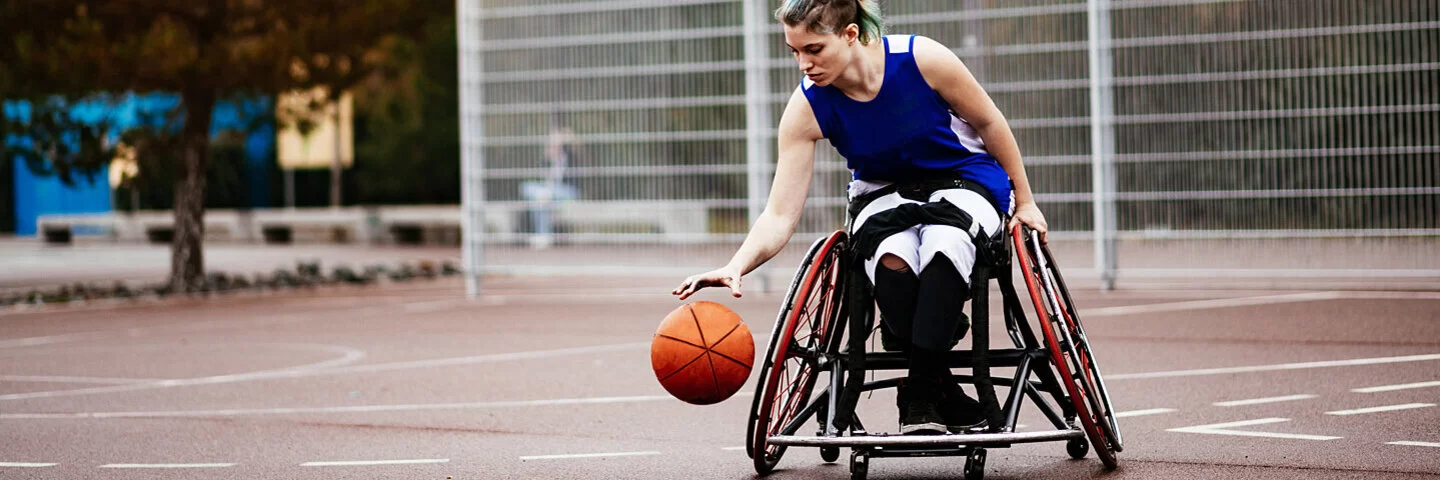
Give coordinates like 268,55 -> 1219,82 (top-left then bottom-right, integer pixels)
651,301 -> 755,405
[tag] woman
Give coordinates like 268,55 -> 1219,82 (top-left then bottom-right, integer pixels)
672,0 -> 1048,436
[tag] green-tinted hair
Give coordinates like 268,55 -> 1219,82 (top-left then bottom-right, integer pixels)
774,0 -> 886,45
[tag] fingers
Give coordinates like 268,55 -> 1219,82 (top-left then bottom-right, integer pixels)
724,276 -> 742,298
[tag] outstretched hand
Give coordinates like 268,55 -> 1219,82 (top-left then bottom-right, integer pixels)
672,267 -> 743,300
1008,202 -> 1049,244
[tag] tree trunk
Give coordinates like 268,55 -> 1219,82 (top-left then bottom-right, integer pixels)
170,90 -> 216,292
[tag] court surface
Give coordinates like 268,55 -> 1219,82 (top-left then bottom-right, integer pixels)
2,273 -> 1439,479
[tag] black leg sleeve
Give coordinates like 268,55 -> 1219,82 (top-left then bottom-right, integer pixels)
872,264 -> 919,342
911,253 -> 971,353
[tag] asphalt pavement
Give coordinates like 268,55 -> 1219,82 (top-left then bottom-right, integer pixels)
2,272 -> 1439,479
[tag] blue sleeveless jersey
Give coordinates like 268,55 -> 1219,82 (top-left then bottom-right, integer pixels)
802,35 -> 1013,213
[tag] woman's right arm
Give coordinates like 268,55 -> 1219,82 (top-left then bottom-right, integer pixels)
673,87 -> 823,300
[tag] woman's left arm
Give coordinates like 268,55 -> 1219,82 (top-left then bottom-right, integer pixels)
912,36 -> 1048,242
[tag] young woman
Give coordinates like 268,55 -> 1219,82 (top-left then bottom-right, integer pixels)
672,0 -> 1048,435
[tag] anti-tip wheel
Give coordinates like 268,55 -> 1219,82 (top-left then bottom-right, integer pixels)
1067,437 -> 1090,459
850,450 -> 869,480
821,446 -> 840,463
964,448 -> 986,480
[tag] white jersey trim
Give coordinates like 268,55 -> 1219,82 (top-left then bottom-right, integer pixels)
885,35 -> 913,54
949,113 -> 988,154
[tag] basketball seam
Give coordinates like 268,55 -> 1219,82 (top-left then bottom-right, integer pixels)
657,349 -> 710,383
688,304 -> 708,347
704,350 -> 722,401
711,350 -> 752,369
653,333 -> 707,351
708,321 -> 742,349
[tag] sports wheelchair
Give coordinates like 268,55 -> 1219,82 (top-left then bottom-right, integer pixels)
745,223 -> 1123,480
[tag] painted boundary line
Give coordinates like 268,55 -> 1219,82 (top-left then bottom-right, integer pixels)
0,462 -> 56,467
1325,403 -> 1435,416
1387,441 -> 1440,448
99,463 -> 236,468
520,451 -> 660,461
1352,380 -> 1440,393
1110,353 -> 1440,380
301,459 -> 449,467
1214,394 -> 1317,407
6,353 -> 1439,419
1114,408 -> 1175,417
1168,418 -> 1342,441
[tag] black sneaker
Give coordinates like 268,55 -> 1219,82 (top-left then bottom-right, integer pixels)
897,380 -> 946,435
899,378 -> 988,433
938,381 -> 988,432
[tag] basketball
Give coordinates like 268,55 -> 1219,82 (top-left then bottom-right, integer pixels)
651,301 -> 755,405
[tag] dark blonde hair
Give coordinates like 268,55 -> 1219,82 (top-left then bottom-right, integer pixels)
774,0 -> 885,45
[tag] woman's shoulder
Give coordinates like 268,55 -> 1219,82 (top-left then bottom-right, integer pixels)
907,35 -> 957,67
905,35 -> 967,89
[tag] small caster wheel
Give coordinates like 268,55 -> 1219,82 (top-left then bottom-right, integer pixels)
850,449 -> 869,480
1067,437 -> 1090,459
964,448 -> 986,480
821,446 -> 841,463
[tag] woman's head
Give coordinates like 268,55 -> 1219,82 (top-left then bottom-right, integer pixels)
775,0 -> 885,86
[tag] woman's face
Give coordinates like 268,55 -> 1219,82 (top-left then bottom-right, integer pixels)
783,23 -> 858,87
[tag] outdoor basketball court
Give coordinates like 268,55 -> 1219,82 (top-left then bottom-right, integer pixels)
2,270 -> 1438,479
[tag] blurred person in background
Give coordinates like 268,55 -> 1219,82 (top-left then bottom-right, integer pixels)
521,113 -> 577,249
673,0 -> 1048,435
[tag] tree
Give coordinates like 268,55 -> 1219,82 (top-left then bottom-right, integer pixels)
352,10 -> 459,205
1,0 -> 430,291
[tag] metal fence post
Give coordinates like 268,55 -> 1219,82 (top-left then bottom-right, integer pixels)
743,0 -> 773,292
1087,0 -> 1117,290
458,0 -> 487,298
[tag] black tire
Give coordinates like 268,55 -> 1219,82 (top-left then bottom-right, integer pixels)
1067,437 -> 1090,459
748,231 -> 848,475
1014,226 -> 1121,469
964,448 -> 986,480
820,446 -> 841,463
850,450 -> 869,480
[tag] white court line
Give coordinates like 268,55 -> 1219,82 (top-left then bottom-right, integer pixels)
1109,353 -> 1440,380
1352,380 -> 1440,393
520,451 -> 660,461
0,341 -> 640,402
1114,408 -> 1175,418
0,375 -> 163,385
721,446 -> 745,451
3,354 -> 1437,420
0,393 -> 704,419
100,463 -> 236,468
1168,418 -> 1342,441
1214,394 -> 1318,407
301,459 -> 449,467
0,342 -> 366,401
1388,441 -> 1440,448
1081,291 -> 1342,318
0,462 -> 57,467
1325,403 -> 1435,416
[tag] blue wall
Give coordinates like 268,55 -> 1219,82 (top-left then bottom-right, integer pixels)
4,94 -> 273,235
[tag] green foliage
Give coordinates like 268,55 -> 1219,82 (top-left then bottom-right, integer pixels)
351,9 -> 460,205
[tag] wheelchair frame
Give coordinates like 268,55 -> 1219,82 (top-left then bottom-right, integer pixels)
745,225 -> 1123,480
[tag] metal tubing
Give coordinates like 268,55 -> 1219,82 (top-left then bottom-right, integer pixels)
768,429 -> 1083,448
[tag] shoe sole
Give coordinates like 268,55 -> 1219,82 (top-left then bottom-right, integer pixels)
901,422 -> 947,435
946,420 -> 989,434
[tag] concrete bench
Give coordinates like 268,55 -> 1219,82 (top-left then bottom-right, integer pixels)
35,201 -> 713,245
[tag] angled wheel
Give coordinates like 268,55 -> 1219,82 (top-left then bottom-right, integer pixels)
746,231 -> 848,474
1013,226 -> 1122,469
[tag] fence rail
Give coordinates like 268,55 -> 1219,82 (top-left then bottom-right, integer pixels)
458,0 -> 1440,295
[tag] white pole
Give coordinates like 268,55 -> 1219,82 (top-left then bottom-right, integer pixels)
742,0 -> 773,291
1087,0 -> 1118,290
458,0 -> 487,298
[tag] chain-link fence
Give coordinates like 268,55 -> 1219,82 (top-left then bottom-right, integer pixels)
459,0 -> 1439,295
